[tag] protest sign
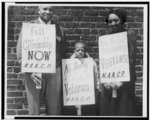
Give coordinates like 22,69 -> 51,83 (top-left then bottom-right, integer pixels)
21,23 -> 56,73
99,32 -> 130,83
62,58 -> 95,106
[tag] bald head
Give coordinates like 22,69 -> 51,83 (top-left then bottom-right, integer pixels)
38,6 -> 53,11
38,6 -> 53,22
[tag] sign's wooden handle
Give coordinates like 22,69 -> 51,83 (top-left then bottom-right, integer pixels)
76,105 -> 82,116
112,88 -> 117,98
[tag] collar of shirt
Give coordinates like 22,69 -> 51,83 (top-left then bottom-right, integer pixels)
38,17 -> 51,24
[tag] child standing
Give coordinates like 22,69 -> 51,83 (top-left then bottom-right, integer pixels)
64,41 -> 99,115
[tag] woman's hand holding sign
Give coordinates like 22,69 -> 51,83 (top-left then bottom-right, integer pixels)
103,83 -> 112,90
114,82 -> 123,89
104,82 -> 123,90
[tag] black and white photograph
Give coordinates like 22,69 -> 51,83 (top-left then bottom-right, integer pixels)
1,1 -> 148,119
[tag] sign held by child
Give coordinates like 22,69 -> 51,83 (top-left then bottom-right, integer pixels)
62,41 -> 97,107
62,58 -> 95,106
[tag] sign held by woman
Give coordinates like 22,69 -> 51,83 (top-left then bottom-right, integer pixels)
99,32 -> 130,83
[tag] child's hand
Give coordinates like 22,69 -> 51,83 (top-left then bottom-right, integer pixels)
70,53 -> 76,58
86,52 -> 91,58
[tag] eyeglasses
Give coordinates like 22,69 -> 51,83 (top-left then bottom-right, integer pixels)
108,19 -> 119,24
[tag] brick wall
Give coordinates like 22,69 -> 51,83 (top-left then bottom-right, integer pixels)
7,5 -> 143,115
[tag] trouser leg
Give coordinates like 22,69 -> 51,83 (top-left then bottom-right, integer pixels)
45,67 -> 62,115
25,73 -> 41,115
